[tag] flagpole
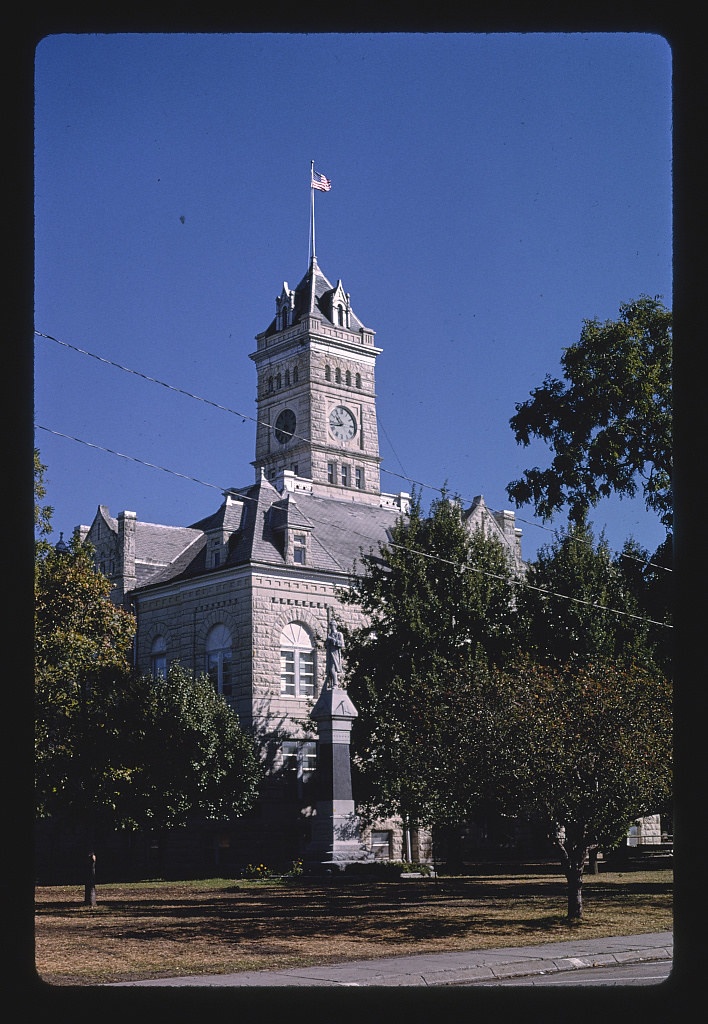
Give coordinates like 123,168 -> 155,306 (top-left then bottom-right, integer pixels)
310,160 -> 316,263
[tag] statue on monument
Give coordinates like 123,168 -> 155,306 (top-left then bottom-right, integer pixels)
325,616 -> 345,689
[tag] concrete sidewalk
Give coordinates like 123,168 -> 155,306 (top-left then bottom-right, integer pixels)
111,931 -> 673,987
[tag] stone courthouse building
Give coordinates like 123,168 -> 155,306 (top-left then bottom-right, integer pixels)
73,249 -> 524,877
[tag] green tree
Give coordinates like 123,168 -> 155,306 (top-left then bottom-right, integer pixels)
112,664 -> 263,836
494,658 -> 672,919
516,516 -> 660,670
342,490 -> 519,845
507,296 -> 672,528
34,448 -> 54,542
615,534 -> 673,676
35,529 -> 137,902
34,455 -> 262,894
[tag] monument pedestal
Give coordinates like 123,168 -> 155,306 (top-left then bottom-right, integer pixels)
304,684 -> 372,874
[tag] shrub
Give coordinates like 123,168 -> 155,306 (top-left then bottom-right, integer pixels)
343,860 -> 432,879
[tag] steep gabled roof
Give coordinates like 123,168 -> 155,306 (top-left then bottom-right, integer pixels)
261,257 -> 368,337
133,521 -> 203,565
129,477 -> 406,593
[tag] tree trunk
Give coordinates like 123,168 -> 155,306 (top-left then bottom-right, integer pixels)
565,861 -> 583,919
556,835 -> 587,920
84,851 -> 97,907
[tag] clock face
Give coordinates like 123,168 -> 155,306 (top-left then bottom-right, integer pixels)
274,408 -> 296,444
329,405 -> 357,441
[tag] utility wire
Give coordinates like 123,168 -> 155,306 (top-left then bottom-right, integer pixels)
35,330 -> 671,574
388,544 -> 672,629
35,423 -> 672,630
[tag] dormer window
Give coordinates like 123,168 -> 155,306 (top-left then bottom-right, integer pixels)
276,284 -> 295,331
329,281 -> 351,329
208,535 -> 224,569
293,533 -> 307,564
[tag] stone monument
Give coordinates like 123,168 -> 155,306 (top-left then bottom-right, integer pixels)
304,617 -> 372,873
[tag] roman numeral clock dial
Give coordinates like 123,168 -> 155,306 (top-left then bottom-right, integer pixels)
329,405 -> 357,441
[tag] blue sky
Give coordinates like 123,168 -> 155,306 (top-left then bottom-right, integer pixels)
34,32 -> 672,562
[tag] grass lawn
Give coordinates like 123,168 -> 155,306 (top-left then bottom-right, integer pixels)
34,867 -> 673,986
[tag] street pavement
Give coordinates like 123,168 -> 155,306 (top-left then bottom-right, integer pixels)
111,931 -> 673,987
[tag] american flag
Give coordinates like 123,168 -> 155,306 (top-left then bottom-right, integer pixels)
311,170 -> 332,192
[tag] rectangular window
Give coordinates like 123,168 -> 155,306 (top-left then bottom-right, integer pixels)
298,651 -> 315,696
151,654 -> 167,679
281,740 -> 317,795
280,651 -> 296,695
341,464 -> 350,487
371,830 -> 392,861
207,651 -> 234,697
207,654 -> 219,692
221,652 -> 233,696
355,467 -> 364,489
301,741 -> 317,781
282,740 -> 298,772
293,533 -> 307,564
328,462 -> 336,484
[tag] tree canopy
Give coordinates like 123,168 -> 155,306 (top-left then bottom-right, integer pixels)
114,665 -> 263,831
342,490 -> 520,830
341,488 -> 672,917
507,296 -> 672,528
493,657 -> 672,918
34,448 -> 54,541
515,516 -> 664,671
34,453 -> 262,857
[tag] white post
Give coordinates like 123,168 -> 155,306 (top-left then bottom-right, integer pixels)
310,160 -> 316,262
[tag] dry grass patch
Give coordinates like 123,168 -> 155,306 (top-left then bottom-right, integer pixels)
35,869 -> 672,986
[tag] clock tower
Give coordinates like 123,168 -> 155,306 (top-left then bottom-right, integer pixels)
250,255 -> 384,504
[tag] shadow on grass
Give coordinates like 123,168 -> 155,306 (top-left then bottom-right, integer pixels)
35,875 -> 672,952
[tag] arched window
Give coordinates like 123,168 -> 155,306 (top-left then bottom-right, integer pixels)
276,372 -> 282,389
150,635 -> 167,678
293,365 -> 299,384
284,368 -> 290,386
325,364 -> 331,381
355,373 -> 362,389
335,367 -> 341,384
206,624 -> 234,698
280,622 -> 315,697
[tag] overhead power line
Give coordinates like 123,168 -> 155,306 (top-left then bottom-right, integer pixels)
35,423 -> 672,631
35,329 -> 671,575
